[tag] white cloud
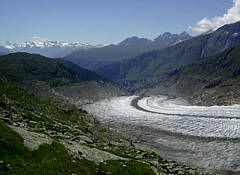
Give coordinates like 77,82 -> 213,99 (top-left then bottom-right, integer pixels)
190,0 -> 240,32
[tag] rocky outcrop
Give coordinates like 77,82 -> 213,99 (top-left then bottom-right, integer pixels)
10,126 -> 53,151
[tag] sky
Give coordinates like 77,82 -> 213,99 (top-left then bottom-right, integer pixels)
0,0 -> 236,45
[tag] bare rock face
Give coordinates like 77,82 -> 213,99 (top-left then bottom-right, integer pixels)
11,126 -> 53,151
61,140 -> 127,163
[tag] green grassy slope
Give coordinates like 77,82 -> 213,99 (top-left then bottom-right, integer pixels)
0,52 -> 124,101
0,52 -> 105,85
0,120 -> 156,175
0,81 -> 154,175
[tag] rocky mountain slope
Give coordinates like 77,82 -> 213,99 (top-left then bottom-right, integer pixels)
4,37 -> 97,58
154,31 -> 191,46
118,36 -> 152,46
64,32 -> 192,70
146,43 -> 240,106
0,52 -> 124,103
97,21 -> 240,91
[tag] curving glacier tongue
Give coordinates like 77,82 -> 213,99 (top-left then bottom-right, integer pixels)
138,96 -> 240,118
83,95 -> 240,172
84,95 -> 240,139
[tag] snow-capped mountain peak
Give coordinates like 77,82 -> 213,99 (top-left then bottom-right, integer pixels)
5,37 -> 93,49
4,37 -> 97,58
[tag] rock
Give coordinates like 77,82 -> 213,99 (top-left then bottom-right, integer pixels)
12,122 -> 19,126
61,141 -> 128,163
10,126 -> 53,150
103,146 -> 109,150
78,135 -> 93,144
2,118 -> 12,125
122,164 -> 127,168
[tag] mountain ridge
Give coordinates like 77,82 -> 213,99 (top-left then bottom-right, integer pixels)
0,52 -> 125,102
118,36 -> 152,46
154,31 -> 192,45
96,21 -> 240,92
65,31 -> 192,70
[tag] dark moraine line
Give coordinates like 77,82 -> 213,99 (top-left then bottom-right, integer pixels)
131,96 -> 240,120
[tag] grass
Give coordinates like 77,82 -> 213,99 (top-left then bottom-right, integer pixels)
97,160 -> 154,175
0,121 -> 155,175
0,52 -> 105,87
0,121 -> 93,175
0,81 -> 87,126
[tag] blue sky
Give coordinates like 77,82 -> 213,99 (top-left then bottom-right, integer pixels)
0,0 -> 234,45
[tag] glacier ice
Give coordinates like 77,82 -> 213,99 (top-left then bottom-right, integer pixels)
83,95 -> 240,172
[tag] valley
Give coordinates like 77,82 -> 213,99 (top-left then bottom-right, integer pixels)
1,4 -> 240,174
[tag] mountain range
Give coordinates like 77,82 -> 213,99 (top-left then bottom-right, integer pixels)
96,21 -> 240,93
3,37 -> 104,58
64,31 -> 192,70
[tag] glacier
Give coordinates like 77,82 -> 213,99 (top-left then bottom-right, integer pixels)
83,95 -> 240,173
